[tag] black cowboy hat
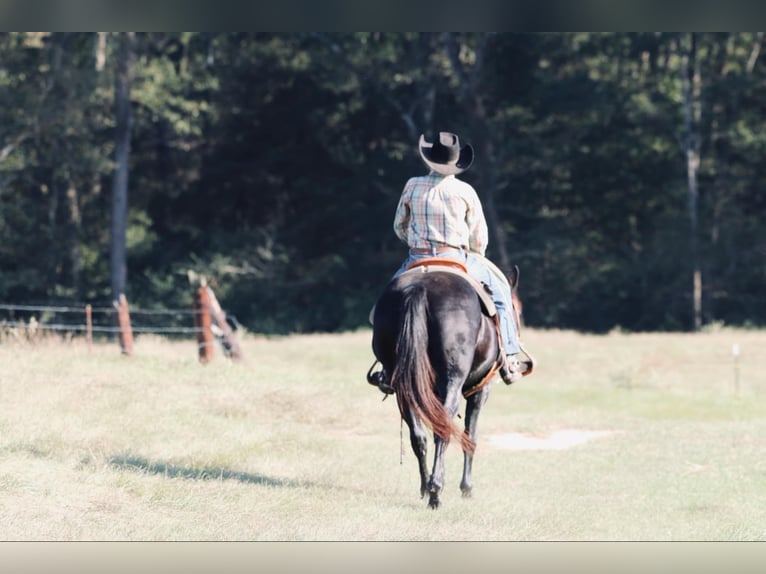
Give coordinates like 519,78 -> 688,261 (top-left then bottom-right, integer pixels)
418,132 -> 474,175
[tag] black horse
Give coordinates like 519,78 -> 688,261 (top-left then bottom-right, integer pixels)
370,263 -> 520,509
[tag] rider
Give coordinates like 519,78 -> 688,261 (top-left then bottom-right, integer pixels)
370,131 -> 529,388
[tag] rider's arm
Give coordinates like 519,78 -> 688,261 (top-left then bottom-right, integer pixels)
393,180 -> 414,245
465,186 -> 489,255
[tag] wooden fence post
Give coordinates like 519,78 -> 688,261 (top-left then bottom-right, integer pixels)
194,286 -> 214,363
205,285 -> 243,361
113,294 -> 134,355
85,304 -> 93,351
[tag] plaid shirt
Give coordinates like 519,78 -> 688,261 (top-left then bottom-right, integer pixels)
393,172 -> 488,255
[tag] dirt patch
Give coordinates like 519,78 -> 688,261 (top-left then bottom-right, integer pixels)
486,429 -> 614,451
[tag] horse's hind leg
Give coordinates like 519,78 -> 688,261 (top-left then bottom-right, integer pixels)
460,385 -> 491,498
428,436 -> 446,509
427,386 -> 462,509
403,409 -> 430,499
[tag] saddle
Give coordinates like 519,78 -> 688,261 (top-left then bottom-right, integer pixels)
368,257 -> 498,325
404,258 -> 507,397
367,258 -> 535,397
400,257 -> 497,317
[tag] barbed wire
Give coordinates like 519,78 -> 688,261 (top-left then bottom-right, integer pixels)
1,321 -> 205,334
0,295 -> 242,363
0,301 -> 229,337
0,303 -> 94,313
0,303 -> 199,316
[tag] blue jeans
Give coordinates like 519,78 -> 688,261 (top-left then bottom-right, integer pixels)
394,248 -> 520,355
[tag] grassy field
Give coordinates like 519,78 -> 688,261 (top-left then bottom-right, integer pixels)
0,327 -> 764,541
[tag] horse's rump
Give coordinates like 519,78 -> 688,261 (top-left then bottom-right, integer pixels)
392,281 -> 471,452
373,271 -> 494,453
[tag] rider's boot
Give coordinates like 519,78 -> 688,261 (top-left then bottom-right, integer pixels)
499,354 -> 525,385
499,349 -> 536,385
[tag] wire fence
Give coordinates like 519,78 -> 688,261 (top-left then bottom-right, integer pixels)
0,302 -> 205,336
0,286 -> 243,363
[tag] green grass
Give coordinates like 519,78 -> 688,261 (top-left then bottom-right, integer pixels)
0,328 -> 764,540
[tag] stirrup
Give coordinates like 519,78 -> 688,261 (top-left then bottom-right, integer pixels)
518,342 -> 537,377
499,343 -> 537,385
366,360 -> 395,395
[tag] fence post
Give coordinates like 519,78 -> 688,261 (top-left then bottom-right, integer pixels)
194,286 -> 214,363
85,304 -> 93,350
113,294 -> 134,356
205,285 -> 243,361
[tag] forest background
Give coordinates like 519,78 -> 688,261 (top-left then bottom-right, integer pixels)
1,32 -> 765,334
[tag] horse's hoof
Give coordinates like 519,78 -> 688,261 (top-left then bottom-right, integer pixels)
461,489 -> 473,499
428,493 -> 441,509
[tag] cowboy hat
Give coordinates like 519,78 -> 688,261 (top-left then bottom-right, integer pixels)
418,132 -> 474,175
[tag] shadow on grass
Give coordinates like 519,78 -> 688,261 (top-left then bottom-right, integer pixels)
108,454 -> 304,488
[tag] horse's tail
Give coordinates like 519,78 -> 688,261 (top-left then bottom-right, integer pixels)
393,283 -> 474,454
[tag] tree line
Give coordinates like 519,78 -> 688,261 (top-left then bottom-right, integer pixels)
1,32 -> 765,334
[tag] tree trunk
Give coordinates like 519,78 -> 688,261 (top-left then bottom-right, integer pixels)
443,33 -> 513,274
110,32 -> 134,302
681,33 -> 703,331
472,125 -> 511,273
66,183 -> 82,296
95,32 -> 107,71
45,33 -> 64,291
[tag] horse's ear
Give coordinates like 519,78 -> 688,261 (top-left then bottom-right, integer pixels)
508,265 -> 520,290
